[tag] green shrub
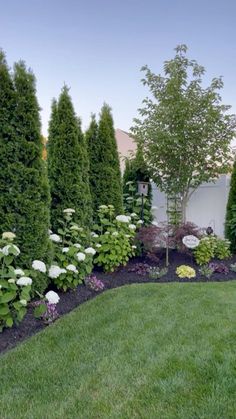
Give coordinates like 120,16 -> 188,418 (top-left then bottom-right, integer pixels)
148,266 -> 168,279
0,234 -> 32,331
93,205 -> 138,272
194,235 -> 231,265
176,265 -> 196,278
199,264 -> 214,279
48,209 -> 94,291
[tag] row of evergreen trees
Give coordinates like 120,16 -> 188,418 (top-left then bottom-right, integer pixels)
0,52 -> 123,265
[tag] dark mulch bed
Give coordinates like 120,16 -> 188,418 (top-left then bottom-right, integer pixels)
1,250 -> 236,355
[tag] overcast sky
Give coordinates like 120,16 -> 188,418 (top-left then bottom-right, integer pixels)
1,0 -> 236,137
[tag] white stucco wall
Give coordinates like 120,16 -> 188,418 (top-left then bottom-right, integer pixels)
151,175 -> 230,237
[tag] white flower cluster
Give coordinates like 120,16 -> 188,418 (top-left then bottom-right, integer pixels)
137,220 -> 143,225
45,291 -> 60,304
66,264 -> 78,274
16,277 -> 32,286
129,224 -> 136,230
63,208 -> 75,214
49,234 -> 61,243
14,268 -> 25,276
49,265 -> 66,279
74,243 -> 81,249
76,252 -> 86,261
32,260 -> 46,273
62,247 -> 70,253
116,215 -> 131,223
84,247 -> 96,255
2,231 -> 16,240
91,232 -> 99,238
1,244 -> 20,256
112,231 -> 119,236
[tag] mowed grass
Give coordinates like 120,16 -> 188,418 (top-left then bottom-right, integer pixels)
1,282 -> 236,419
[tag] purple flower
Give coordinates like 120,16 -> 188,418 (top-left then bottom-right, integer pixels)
85,275 -> 105,291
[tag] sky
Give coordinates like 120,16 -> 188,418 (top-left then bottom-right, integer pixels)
1,0 -> 236,137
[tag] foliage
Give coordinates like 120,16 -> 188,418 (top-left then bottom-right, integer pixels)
0,53 -> 51,271
33,301 -> 59,324
176,265 -> 196,279
148,266 -> 168,279
209,262 -> 229,274
173,222 -> 203,253
88,104 -> 123,215
225,158 -> 236,251
132,44 -> 236,222
47,86 -> 92,230
85,275 -> 104,292
93,205 -> 138,272
199,264 -> 214,279
86,114 -> 100,216
127,262 -> 150,275
194,235 -> 231,265
0,235 -> 31,331
49,210 -> 94,291
123,181 -> 153,225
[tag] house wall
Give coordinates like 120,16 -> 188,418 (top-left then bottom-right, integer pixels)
151,175 -> 230,237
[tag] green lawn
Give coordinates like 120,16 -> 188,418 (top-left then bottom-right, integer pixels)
1,282 -> 236,419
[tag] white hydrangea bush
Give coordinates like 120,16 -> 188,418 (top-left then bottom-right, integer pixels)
0,233 -> 32,332
90,205 -> 142,272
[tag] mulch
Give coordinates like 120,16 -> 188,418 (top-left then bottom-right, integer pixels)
1,250 -> 236,355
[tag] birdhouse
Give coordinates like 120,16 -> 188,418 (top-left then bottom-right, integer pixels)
137,181 -> 149,196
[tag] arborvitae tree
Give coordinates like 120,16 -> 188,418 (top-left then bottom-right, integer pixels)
0,54 -> 51,291
86,114 -> 100,215
225,159 -> 236,251
0,51 -> 17,234
95,104 -> 123,213
77,117 -> 92,225
47,86 -> 91,229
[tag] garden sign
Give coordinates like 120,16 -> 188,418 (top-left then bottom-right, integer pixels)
182,235 -> 200,249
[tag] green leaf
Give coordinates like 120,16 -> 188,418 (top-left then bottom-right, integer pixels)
34,304 -> 47,318
0,290 -> 17,303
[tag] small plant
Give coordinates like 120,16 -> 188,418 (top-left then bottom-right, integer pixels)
193,236 -> 216,265
176,265 -> 196,279
85,275 -> 104,292
33,290 -> 60,324
148,266 -> 168,279
209,262 -> 229,274
199,264 -> 214,279
214,238 -> 231,260
230,263 -> 236,272
128,263 -> 150,275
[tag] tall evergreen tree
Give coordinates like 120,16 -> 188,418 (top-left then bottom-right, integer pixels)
95,104 -> 123,213
47,86 -> 91,229
86,114 -> 100,215
0,55 -> 51,282
225,159 -> 236,251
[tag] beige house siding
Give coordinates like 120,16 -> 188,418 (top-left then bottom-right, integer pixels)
115,129 -> 136,173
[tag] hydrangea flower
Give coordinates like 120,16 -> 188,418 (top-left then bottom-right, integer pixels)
45,291 -> 60,305
74,243 -> 81,249
131,213 -> 138,218
8,278 -> 16,283
76,252 -> 86,261
132,245 -> 137,249
116,215 -> 130,223
63,208 -> 75,214
99,205 -> 108,209
2,244 -> 20,256
66,264 -> 78,273
96,244 -> 102,248
20,299 -> 27,306
112,231 -> 119,236
14,268 -> 25,276
48,265 -> 66,279
84,247 -> 96,255
49,234 -> 61,243
137,220 -> 144,225
62,247 -> 70,253
16,277 -> 32,286
129,224 -> 136,230
32,260 -> 46,273
91,232 -> 99,238
2,231 -> 16,240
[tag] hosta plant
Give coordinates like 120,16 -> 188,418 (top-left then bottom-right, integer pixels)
194,235 -> 231,265
176,265 -> 196,279
0,233 -> 32,331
